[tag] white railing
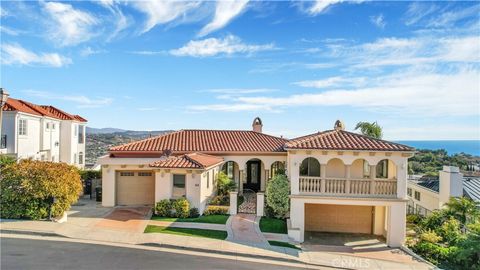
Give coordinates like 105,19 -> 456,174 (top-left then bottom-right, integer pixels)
299,177 -> 397,197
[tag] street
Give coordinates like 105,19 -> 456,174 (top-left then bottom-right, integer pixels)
1,237 -> 309,270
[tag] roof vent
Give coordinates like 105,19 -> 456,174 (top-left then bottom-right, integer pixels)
252,117 -> 263,133
334,120 -> 345,131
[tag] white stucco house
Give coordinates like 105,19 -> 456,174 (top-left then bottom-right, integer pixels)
407,166 -> 480,216
99,118 -> 415,247
1,98 -> 87,168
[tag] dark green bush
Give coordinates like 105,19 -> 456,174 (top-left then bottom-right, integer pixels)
189,207 -> 200,218
406,214 -> 422,224
79,169 -> 102,180
216,172 -> 236,196
155,199 -> 172,216
172,198 -> 190,218
209,195 -> 229,206
0,160 -> 82,219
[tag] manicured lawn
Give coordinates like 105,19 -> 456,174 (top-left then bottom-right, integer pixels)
259,217 -> 287,234
144,225 -> 227,240
268,241 -> 301,250
151,215 -> 229,224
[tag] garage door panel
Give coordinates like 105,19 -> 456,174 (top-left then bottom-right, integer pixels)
116,171 -> 155,206
305,204 -> 373,234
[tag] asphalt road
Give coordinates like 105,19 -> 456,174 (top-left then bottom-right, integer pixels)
1,238 -> 308,270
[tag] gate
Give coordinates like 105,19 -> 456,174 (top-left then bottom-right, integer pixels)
237,189 -> 256,214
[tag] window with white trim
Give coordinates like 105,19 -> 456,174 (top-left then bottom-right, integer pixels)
407,188 -> 412,197
18,119 -> 27,136
173,174 -> 186,198
78,152 -> 83,165
120,172 -> 135,176
73,153 -> 77,164
46,122 -> 50,130
78,125 -> 84,144
414,191 -> 421,201
74,125 -> 78,137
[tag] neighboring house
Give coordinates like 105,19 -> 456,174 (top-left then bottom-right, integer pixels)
1,98 -> 87,168
99,118 -> 414,247
407,166 -> 480,216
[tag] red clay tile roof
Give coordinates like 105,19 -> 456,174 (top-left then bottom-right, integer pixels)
285,130 -> 414,151
2,98 -> 87,122
150,152 -> 224,169
110,129 -> 288,153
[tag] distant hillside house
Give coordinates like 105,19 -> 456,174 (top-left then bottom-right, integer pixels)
407,166 -> 480,216
1,98 -> 87,168
100,117 -> 415,247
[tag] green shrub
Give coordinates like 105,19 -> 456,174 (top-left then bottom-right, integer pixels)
155,199 -> 172,217
216,172 -> 236,196
0,155 -> 16,169
420,230 -> 442,244
209,195 -> 229,206
407,214 -> 422,224
79,169 -> 102,180
203,205 -> 229,216
265,174 -> 290,219
0,160 -> 82,219
172,198 -> 190,218
189,207 -> 200,218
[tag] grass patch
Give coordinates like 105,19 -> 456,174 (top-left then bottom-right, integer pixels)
144,225 -> 227,240
151,215 -> 229,224
268,241 -> 301,250
259,217 -> 287,234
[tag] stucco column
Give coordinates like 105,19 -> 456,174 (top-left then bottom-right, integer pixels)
345,164 -> 351,194
154,171 -> 162,202
290,199 -> 305,242
239,170 -> 244,194
256,192 -> 265,216
290,159 -> 300,195
387,203 -> 406,247
320,164 -> 326,193
101,167 -> 115,207
370,165 -> 376,194
396,161 -> 407,199
229,191 -> 238,215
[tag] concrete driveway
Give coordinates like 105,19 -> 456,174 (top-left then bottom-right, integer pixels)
95,207 -> 151,233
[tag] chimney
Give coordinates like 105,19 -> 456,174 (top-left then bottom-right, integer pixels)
252,117 -> 263,133
439,166 -> 463,207
334,120 -> 345,131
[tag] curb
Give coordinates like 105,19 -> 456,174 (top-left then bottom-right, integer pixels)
1,229 -> 66,238
400,246 -> 438,269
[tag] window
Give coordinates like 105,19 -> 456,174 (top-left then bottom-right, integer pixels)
120,172 -> 135,176
414,191 -> 421,201
363,160 -> 370,178
73,153 -> 77,164
74,125 -> 78,137
18,119 -> 27,136
51,123 -> 56,130
173,174 -> 186,198
271,161 -> 285,178
1,135 -> 6,149
46,122 -> 50,130
407,188 -> 412,197
78,125 -> 84,144
138,172 -> 152,177
78,152 -> 83,165
376,159 -> 389,178
207,171 -> 210,188
222,161 -> 234,180
299,157 -> 320,177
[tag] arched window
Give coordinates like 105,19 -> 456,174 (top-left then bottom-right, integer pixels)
271,161 -> 285,178
376,159 -> 389,178
222,161 -> 235,180
299,157 -> 320,177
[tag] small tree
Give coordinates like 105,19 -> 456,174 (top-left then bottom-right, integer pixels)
216,172 -> 236,196
0,160 -> 82,219
266,174 -> 290,219
355,121 -> 383,139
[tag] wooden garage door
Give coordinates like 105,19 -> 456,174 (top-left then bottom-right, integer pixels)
305,204 -> 373,234
116,171 -> 155,206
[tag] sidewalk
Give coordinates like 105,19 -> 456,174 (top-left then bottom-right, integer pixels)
0,200 -> 434,270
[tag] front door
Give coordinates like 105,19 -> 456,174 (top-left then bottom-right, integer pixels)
245,161 -> 261,192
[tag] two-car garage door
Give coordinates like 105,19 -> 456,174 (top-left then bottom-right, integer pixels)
305,204 -> 373,234
116,171 -> 155,206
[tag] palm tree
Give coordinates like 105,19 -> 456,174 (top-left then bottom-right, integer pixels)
355,121 -> 383,139
445,197 -> 480,226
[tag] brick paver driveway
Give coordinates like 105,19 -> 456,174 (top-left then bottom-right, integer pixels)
95,207 -> 151,233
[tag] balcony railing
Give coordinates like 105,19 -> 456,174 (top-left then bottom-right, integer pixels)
299,177 -> 397,197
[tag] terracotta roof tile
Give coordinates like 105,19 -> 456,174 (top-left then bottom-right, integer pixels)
285,130 -> 414,152
110,129 -> 288,153
2,98 -> 87,122
3,98 -> 42,116
150,152 -> 224,169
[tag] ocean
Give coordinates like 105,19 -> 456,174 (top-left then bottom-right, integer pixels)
395,140 -> 480,157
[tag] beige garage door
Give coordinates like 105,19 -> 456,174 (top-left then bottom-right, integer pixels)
116,171 -> 155,206
305,204 -> 373,234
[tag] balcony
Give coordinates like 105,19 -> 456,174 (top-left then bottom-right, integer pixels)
299,177 -> 397,198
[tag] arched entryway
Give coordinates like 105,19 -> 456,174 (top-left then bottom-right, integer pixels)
244,158 -> 263,192
221,161 -> 240,189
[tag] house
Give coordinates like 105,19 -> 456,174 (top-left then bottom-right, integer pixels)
1,98 -> 87,168
98,118 -> 414,247
407,166 -> 480,216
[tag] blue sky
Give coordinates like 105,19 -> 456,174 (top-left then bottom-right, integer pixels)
1,1 -> 479,140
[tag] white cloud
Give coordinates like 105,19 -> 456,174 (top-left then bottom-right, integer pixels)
293,76 -> 367,88
170,35 -> 274,57
307,0 -> 344,15
131,0 -> 200,34
80,47 -> 106,57
427,4 -> 480,28
42,1 -> 99,46
370,14 -> 386,29
129,50 -> 166,56
1,43 -> 71,67
24,90 -> 112,108
404,2 -> 438,26
198,0 -> 249,37
0,25 -> 20,36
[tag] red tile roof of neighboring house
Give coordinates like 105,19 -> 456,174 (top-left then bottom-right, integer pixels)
110,129 -> 288,153
150,152 -> 224,169
285,130 -> 414,151
2,98 -> 87,122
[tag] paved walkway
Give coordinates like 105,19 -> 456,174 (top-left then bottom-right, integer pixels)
227,214 -> 268,246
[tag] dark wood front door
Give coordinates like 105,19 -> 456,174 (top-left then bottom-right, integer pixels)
245,161 -> 261,192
